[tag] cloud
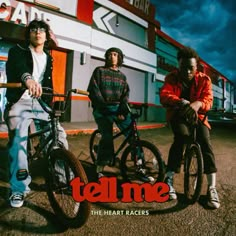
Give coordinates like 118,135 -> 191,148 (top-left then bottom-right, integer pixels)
151,0 -> 236,85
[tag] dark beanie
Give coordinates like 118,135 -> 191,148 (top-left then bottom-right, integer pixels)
105,47 -> 124,59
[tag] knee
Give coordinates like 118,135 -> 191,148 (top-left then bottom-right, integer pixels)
101,132 -> 113,141
174,134 -> 189,145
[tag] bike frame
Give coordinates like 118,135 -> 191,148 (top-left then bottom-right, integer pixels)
27,88 -> 87,161
110,108 -> 143,161
28,124 -> 57,160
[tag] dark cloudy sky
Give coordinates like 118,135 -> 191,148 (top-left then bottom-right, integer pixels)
150,0 -> 236,86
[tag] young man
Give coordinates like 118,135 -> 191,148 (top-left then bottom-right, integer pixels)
4,19 -> 68,208
87,47 -> 150,182
160,46 -> 220,209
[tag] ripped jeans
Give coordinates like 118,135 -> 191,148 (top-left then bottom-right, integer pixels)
4,98 -> 68,194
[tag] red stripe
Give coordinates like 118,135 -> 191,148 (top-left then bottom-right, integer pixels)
76,0 -> 94,24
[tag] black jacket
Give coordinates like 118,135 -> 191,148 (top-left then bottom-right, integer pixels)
6,44 -> 53,105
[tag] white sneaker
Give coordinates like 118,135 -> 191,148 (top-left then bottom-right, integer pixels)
207,186 -> 220,209
136,167 -> 151,183
9,192 -> 24,208
97,172 -> 105,178
165,177 -> 177,200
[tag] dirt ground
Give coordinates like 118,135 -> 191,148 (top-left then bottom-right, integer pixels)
0,123 -> 235,236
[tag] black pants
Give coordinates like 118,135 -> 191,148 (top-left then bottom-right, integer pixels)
94,111 -> 131,166
167,118 -> 217,174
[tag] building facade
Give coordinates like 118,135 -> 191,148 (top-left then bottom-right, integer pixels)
0,0 -> 234,123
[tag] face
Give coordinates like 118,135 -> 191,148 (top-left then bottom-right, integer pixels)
29,27 -> 47,47
178,58 -> 198,81
107,51 -> 119,67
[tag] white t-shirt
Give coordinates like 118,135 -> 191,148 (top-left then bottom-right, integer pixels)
21,46 -> 47,99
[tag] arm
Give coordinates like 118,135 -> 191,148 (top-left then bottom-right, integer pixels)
195,77 -> 213,112
160,73 -> 183,107
181,75 -> 213,124
6,45 -> 42,98
117,78 -> 130,119
87,67 -> 106,110
6,46 -> 32,83
189,75 -> 213,114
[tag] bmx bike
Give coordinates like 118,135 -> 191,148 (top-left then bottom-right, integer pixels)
183,122 -> 204,204
0,82 -> 90,228
89,104 -> 165,183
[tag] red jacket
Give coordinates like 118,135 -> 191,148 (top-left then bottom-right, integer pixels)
160,70 -> 213,129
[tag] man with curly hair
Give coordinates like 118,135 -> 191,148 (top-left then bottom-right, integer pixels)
160,46 -> 220,209
4,19 -> 68,208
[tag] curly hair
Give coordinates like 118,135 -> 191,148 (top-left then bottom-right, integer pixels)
25,19 -> 51,45
177,46 -> 199,62
104,47 -> 124,67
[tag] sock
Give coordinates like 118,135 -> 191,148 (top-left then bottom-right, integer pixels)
166,171 -> 175,179
96,165 -> 104,173
207,173 -> 216,188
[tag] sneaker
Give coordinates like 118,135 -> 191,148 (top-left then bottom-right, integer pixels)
97,172 -> 105,179
165,177 -> 177,200
207,186 -> 220,209
136,167 -> 153,182
9,192 -> 24,208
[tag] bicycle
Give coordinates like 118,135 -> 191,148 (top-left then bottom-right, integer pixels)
89,104 -> 165,184
183,121 -> 204,204
0,82 -> 90,228
183,109 -> 224,204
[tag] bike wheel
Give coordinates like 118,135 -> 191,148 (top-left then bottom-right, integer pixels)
89,129 -> 101,164
184,143 -> 203,204
120,140 -> 165,183
46,148 -> 90,228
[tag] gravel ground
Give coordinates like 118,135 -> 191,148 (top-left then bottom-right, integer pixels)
0,124 -> 235,236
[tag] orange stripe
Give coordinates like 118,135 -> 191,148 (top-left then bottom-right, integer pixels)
0,123 -> 165,138
0,56 -> 7,61
70,97 -> 164,108
71,95 -> 90,101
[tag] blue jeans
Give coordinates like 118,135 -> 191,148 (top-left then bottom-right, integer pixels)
4,98 -> 68,194
93,105 -> 131,166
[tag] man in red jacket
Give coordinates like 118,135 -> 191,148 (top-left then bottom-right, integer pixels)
160,47 -> 220,209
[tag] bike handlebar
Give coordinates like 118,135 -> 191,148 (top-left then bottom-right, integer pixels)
0,82 -> 22,88
0,83 -> 89,95
72,89 -> 89,96
0,83 -> 89,116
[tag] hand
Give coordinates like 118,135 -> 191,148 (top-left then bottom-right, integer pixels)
189,101 -> 202,113
25,79 -> 42,98
179,99 -> 190,107
117,114 -> 125,121
181,104 -> 198,125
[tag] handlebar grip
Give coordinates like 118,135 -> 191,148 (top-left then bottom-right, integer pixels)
0,83 -> 22,88
74,89 -> 89,96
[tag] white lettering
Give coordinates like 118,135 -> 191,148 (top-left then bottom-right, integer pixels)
134,0 -> 140,8
29,7 -> 43,22
0,1 -> 52,26
11,2 -> 27,24
127,0 -> 149,15
139,0 -> 144,11
126,0 -> 133,4
0,0 -> 11,19
144,0 -> 149,14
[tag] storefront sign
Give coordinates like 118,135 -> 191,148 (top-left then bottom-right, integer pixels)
126,0 -> 150,15
0,0 -> 51,25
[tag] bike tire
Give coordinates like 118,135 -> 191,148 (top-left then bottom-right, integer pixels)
45,148 -> 90,228
184,143 -> 203,204
120,140 -> 165,183
89,129 -> 101,164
